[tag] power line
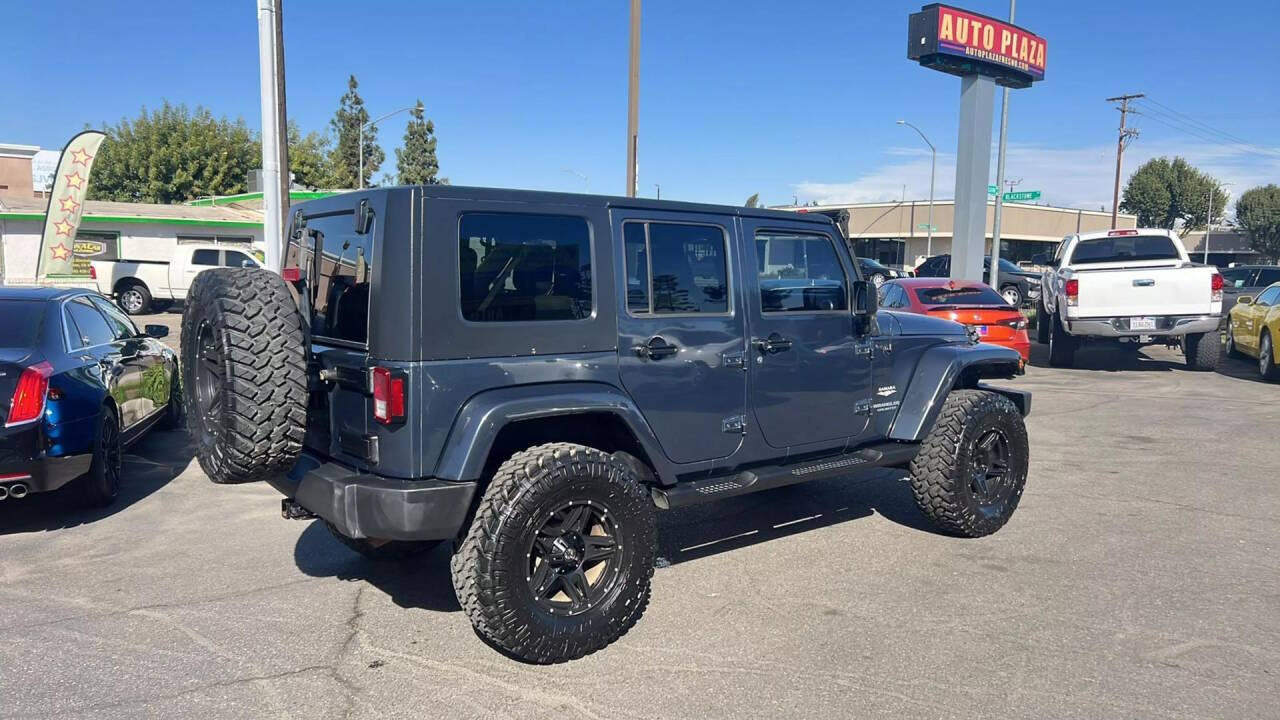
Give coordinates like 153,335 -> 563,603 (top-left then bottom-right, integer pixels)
1139,97 -> 1272,150
1131,97 -> 1280,157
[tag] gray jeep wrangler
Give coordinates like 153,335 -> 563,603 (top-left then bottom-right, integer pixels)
181,186 -> 1030,663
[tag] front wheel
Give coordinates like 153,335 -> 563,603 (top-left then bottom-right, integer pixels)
1035,296 -> 1050,344
909,390 -> 1029,537
1225,323 -> 1243,359
1001,284 -> 1023,307
118,283 -> 152,316
451,443 -> 657,664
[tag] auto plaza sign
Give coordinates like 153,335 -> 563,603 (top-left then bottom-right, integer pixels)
908,4 -> 1046,88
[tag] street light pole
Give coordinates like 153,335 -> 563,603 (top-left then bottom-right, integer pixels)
896,120 -> 936,259
988,0 -> 1015,297
359,105 -> 416,189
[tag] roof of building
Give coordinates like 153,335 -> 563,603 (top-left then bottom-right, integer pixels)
0,195 -> 261,228
772,199 -> 1138,220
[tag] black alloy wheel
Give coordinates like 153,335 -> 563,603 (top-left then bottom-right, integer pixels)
192,320 -> 223,448
968,428 -> 1015,517
526,500 -> 623,616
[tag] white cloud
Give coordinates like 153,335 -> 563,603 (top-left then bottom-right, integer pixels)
794,141 -> 1280,214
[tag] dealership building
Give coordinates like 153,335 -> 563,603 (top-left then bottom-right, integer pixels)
780,199 -> 1140,269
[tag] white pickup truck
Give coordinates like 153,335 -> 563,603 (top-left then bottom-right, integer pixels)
91,243 -> 262,315
1034,228 -> 1223,370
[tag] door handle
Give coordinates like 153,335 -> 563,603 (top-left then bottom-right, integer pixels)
753,333 -> 793,354
633,336 -> 679,360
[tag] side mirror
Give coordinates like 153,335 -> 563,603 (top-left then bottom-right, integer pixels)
853,279 -> 878,317
240,259 -> 255,268
144,324 -> 170,339
1031,253 -> 1048,266
1236,296 -> 1253,306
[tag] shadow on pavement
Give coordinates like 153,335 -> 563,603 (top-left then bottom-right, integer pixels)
1026,339 -> 1180,372
0,428 -> 194,536
293,521 -> 462,613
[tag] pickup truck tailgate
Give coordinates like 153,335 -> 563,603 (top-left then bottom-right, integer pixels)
1071,263 -> 1215,317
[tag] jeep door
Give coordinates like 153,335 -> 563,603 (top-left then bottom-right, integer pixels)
741,220 -> 872,449
613,212 -> 747,464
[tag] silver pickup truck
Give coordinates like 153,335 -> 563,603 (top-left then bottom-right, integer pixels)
1034,228 -> 1223,370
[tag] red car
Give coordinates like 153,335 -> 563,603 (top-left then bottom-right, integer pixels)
879,278 -> 1031,361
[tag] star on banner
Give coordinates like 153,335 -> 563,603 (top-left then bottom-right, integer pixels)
70,148 -> 93,166
64,171 -> 85,190
50,243 -> 72,261
53,218 -> 75,237
58,196 -> 80,214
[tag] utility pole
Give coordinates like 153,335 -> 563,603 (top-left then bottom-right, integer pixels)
272,0 -> 289,242
1106,93 -> 1144,229
989,0 -> 1014,296
257,0 -> 288,272
625,0 -> 641,197
654,183 -> 660,199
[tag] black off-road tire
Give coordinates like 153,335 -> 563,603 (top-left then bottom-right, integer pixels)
909,389 -> 1029,538
1048,312 -> 1076,367
324,522 -> 441,561
76,406 -> 122,508
1181,331 -> 1221,371
451,443 -> 657,664
117,282 -> 152,316
181,268 -> 306,484
1035,297 -> 1050,344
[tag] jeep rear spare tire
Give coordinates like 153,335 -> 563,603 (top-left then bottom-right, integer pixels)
451,443 -> 657,664
909,389 -> 1029,538
181,268 -> 307,484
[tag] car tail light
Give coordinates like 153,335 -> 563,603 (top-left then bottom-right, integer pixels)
1211,272 -> 1223,302
281,266 -> 302,283
996,316 -> 1029,330
5,361 -> 54,427
371,366 -> 406,425
1107,229 -> 1139,236
1064,278 -> 1079,307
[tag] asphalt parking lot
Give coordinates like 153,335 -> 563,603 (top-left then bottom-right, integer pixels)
1,312 -> 1277,720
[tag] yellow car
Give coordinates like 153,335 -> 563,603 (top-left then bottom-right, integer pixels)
1225,281 -> 1280,380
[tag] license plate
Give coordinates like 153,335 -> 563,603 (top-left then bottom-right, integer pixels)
1130,316 -> 1156,331
976,325 -> 989,336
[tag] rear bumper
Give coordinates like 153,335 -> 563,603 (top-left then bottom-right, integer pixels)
271,452 -> 477,541
1,424 -> 92,496
1064,314 -> 1220,338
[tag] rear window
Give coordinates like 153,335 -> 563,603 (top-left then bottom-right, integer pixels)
460,213 -> 592,322
915,285 -> 1008,306
0,301 -> 44,348
303,211 -> 373,345
1070,235 -> 1180,264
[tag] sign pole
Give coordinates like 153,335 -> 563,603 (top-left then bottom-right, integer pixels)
989,0 -> 1015,297
951,74 -> 995,282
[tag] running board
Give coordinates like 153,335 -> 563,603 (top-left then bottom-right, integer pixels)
651,442 -> 920,510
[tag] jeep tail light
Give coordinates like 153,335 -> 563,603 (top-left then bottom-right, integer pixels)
1064,278 -> 1079,307
5,361 -> 54,427
371,367 -> 405,425
1211,272 -> 1223,302
281,266 -> 302,283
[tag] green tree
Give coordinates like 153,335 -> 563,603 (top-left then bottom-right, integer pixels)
325,75 -> 382,189
1119,157 -> 1228,231
287,122 -> 331,189
1235,184 -> 1280,261
395,100 -> 445,185
88,102 -> 258,203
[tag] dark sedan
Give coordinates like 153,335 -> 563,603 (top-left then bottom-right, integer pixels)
1,287 -> 181,507
914,254 -> 1041,307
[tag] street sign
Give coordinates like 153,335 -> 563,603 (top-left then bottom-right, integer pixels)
988,185 -> 999,195
1002,190 -> 1041,202
917,223 -> 938,231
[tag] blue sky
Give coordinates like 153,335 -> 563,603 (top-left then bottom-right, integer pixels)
3,1 -> 1277,210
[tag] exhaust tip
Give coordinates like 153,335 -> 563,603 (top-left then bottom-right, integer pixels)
8,484 -> 28,499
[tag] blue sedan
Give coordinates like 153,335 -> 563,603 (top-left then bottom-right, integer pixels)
0,286 -> 181,507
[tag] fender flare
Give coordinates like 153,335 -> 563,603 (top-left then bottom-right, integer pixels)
432,382 -> 675,484
888,343 -> 1027,442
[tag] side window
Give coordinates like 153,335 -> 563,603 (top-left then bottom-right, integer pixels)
1220,267 -> 1253,288
756,232 -> 848,313
191,249 -> 220,266
460,213 -> 592,322
223,250 -> 256,268
1256,287 -> 1280,307
89,296 -> 138,340
65,297 -> 116,348
1255,269 -> 1280,287
307,211 -> 373,344
625,222 -> 729,315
